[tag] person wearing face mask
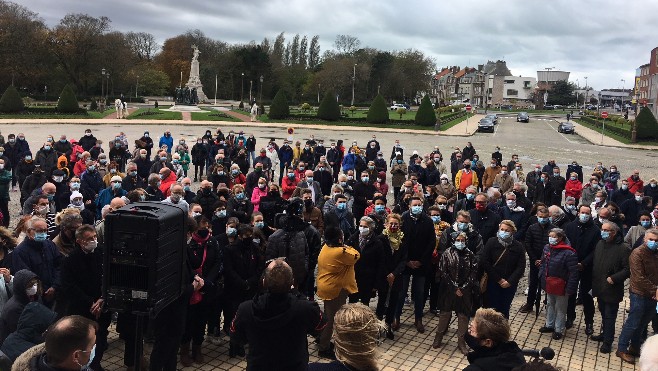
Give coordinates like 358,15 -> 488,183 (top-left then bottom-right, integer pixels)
297,169 -> 323,206
121,162 -> 145,193
52,211 -> 83,257
621,190 -> 651,229
394,197 -> 436,334
78,129 -> 97,152
346,216 -> 385,307
434,174 -> 457,206
626,170 -> 644,193
35,141 -> 58,178
15,151 -> 36,191
162,184 -> 190,213
276,141 -> 294,184
323,193 -> 356,238
313,162 -> 333,197
479,220 -> 525,318
142,173 -> 163,202
190,136 -> 209,182
625,212 -> 653,248
461,308 -> 525,370
101,161 -> 125,187
564,171 -> 583,205
537,228 -> 578,341
525,164 -> 541,200
547,166 -> 566,206
603,165 -> 620,196
389,155 -> 408,201
95,154 -> 109,179
12,217 -> 62,308
455,160 -> 479,200
0,269 -> 42,345
499,192 -> 529,240
519,206 -> 557,314
341,147 -> 357,174
226,184 -> 253,224
23,182 -> 57,216
158,167 -> 178,198
95,176 -> 127,219
469,193 -> 502,244
563,204 -> 601,334
616,228 -> 658,364
482,159 -> 501,191
0,159 -> 10,227
158,130 -> 174,155
643,177 -> 658,205
453,186 -> 477,216
493,165 -> 514,194
57,224 -> 110,369
432,231 -> 477,354
351,171 -> 376,219
224,225 -> 261,357
109,138 -> 129,173
300,189 -> 324,233
533,172 -> 553,205
612,179 -> 633,206
2,134 -> 22,191
250,177 -> 269,213
299,142 -> 315,170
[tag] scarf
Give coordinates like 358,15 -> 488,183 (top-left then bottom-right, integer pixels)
383,228 -> 404,251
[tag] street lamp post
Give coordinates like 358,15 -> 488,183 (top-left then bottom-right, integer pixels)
584,76 -> 588,109
101,68 -> 106,102
620,79 -> 625,110
259,75 -> 263,104
241,72 -> 245,104
135,75 -> 139,98
317,84 -> 320,103
249,80 -> 253,104
351,63 -> 357,106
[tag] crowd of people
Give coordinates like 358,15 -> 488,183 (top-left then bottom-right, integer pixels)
0,127 -> 656,370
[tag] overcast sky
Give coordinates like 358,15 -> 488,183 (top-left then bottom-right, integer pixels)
20,0 -> 658,91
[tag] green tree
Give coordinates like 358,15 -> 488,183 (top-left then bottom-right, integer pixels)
396,107 -> 406,119
546,80 -> 577,106
415,95 -> 437,126
0,85 -> 24,113
366,94 -> 388,124
635,106 -> 658,140
268,89 -> 290,119
57,84 -> 80,113
317,91 -> 340,121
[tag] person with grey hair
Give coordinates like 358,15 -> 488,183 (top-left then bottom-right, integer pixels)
162,183 -> 189,213
639,334 -> 658,370
500,192 -> 529,240
144,173 -> 164,201
591,222 -> 630,353
561,196 -> 578,222
347,216 -> 386,306
453,185 -> 477,216
538,228 -> 578,340
548,205 -> 568,228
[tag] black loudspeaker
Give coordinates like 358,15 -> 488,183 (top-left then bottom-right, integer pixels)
102,202 -> 187,316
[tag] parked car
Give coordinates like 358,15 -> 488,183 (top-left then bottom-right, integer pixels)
544,105 -> 555,110
558,122 -> 575,134
390,103 -> 410,111
485,114 -> 498,125
478,118 -> 495,133
516,112 -> 529,122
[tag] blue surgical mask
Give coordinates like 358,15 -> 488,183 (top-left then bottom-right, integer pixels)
46,194 -> 54,201
215,210 -> 226,218
601,231 -> 610,240
397,160 -> 403,164
160,157 -> 167,162
548,237 -> 558,245
647,240 -> 658,251
579,213 -> 590,223
336,203 -> 347,210
375,204 -> 386,213
466,193 -> 475,201
232,170 -> 239,176
411,205 -> 423,215
431,215 -> 441,224
183,185 -> 191,192
454,241 -> 466,250
254,221 -> 264,229
498,230 -> 511,240
458,222 -> 468,231
236,192 -> 245,200
307,177 -> 314,183
287,173 -> 295,178
82,344 -> 96,368
112,182 -> 121,190
538,217 -> 549,224
361,177 -> 369,183
34,232 -> 48,242
641,220 -> 651,228
226,227 -> 237,237
71,182 -> 80,190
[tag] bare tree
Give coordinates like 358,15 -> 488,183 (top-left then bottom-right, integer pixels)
126,31 -> 158,61
334,34 -> 360,54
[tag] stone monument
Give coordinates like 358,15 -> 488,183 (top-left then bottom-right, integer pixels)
184,45 -> 207,103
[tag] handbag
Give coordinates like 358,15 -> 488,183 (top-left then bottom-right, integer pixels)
544,249 -> 567,296
189,246 -> 208,305
480,247 -> 507,293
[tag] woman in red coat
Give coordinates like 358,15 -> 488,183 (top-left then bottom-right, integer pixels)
564,171 -> 583,205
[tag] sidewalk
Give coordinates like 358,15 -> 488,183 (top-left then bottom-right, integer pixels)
573,121 -> 658,150
440,114 -> 484,136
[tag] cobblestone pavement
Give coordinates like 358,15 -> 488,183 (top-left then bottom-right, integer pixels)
2,118 -> 653,370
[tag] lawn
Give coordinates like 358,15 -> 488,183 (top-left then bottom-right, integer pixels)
192,111 -> 241,122
127,108 -> 182,120
573,119 -> 656,146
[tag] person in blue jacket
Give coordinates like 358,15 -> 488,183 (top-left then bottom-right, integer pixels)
159,130 -> 174,154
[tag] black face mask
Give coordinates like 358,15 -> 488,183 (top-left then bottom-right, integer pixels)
464,333 -> 484,351
269,191 -> 279,197
464,164 -> 471,169
196,229 -> 210,238
202,188 -> 211,195
304,199 -> 314,210
241,237 -> 253,246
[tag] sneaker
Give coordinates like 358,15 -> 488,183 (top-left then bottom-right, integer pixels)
552,332 -> 563,340
538,326 -> 555,333
600,343 -> 612,354
519,303 -> 533,313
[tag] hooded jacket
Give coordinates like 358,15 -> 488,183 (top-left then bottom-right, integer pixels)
230,292 -> 326,371
464,341 -> 525,371
0,302 -> 56,362
0,269 -> 38,344
265,216 -> 313,288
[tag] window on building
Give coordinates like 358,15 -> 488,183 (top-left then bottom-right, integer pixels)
523,81 -> 531,88
507,89 -> 519,96
504,80 -> 515,84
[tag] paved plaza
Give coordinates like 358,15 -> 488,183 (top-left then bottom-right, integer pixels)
0,116 -> 654,370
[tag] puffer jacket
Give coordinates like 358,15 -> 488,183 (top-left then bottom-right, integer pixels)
524,221 -> 557,263
265,216 -> 312,288
539,242 -> 579,296
0,302 -> 56,362
0,270 -> 38,344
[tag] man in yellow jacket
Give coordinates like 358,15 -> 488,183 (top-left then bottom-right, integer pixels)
316,226 -> 360,359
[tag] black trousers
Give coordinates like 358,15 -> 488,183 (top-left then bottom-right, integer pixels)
194,164 -> 204,180
0,199 -> 8,227
150,295 -> 187,371
526,263 -> 540,307
376,279 -> 402,325
567,274 -> 594,324
181,301 -> 209,346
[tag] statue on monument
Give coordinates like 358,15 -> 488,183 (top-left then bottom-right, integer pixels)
175,44 -> 207,105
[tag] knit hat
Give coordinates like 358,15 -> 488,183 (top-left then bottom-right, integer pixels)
70,191 -> 83,201
110,175 -> 122,183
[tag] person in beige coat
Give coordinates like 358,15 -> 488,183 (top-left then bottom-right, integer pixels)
493,166 -> 515,194
482,161 -> 501,190
435,174 -> 457,206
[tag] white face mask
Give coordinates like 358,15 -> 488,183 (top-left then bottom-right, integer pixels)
26,283 -> 38,296
84,239 -> 98,252
359,226 -> 370,236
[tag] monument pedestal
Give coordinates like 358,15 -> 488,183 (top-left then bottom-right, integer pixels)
185,48 -> 207,103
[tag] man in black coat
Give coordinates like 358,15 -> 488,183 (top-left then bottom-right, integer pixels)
611,179 -> 633,205
564,204 -> 601,334
231,260 -> 326,370
78,129 -> 97,152
549,167 -> 567,206
520,206 -> 556,313
469,193 -> 502,243
57,225 -> 111,370
620,190 -> 651,228
397,197 -> 436,333
352,171 -> 377,219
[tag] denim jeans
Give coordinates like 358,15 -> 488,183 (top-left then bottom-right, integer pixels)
617,292 -> 657,352
596,298 -> 619,346
396,274 -> 426,320
546,294 -> 569,333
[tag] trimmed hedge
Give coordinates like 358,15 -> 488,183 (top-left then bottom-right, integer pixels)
317,91 -> 340,121
366,94 -> 389,124
577,116 -> 631,138
57,85 -> 79,113
635,106 -> 658,140
268,89 -> 290,119
0,85 -> 24,113
415,95 -> 436,126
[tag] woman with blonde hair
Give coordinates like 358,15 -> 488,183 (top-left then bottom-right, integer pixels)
309,303 -> 384,370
